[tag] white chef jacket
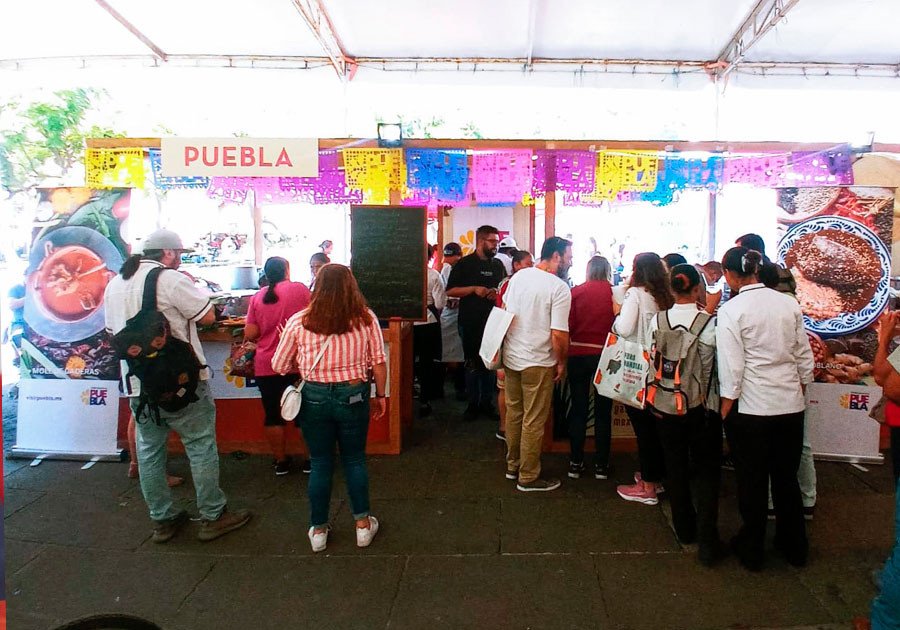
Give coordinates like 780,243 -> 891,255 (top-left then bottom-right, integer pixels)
716,283 -> 814,416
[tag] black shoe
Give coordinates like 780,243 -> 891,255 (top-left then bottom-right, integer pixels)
419,403 -> 433,417
594,464 -> 610,480
698,540 -> 729,567
517,477 -> 562,492
495,430 -> 506,442
152,510 -> 189,544
464,404 -> 479,421
803,506 -> 815,521
568,461 -> 585,479
274,459 -> 291,476
722,454 -> 736,471
300,459 -> 312,474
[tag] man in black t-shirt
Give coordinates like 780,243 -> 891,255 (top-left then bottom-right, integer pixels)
447,225 -> 507,420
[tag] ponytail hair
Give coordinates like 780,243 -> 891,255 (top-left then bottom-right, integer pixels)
669,263 -> 701,295
119,249 -> 165,280
262,256 -> 289,304
722,246 -> 763,278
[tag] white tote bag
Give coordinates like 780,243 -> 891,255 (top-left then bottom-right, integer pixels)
593,332 -> 649,409
478,307 -> 515,370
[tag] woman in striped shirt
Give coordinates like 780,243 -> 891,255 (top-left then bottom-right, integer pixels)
272,264 -> 387,553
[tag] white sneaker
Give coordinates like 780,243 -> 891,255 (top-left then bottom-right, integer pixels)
308,526 -> 329,552
356,516 -> 379,548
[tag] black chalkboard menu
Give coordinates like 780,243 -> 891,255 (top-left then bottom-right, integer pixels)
350,205 -> 427,320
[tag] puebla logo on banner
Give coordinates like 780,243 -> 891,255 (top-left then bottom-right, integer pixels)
160,138 -> 319,177
839,392 -> 870,411
81,387 -> 109,407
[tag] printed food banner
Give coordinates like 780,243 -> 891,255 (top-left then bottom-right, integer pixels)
776,187 -> 895,386
22,188 -> 130,381
450,205 -> 513,255
776,186 -> 895,462
12,188 -> 128,460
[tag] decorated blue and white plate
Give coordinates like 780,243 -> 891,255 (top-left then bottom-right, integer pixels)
777,216 -> 890,338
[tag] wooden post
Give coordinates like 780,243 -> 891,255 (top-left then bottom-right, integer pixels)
544,190 -> 556,242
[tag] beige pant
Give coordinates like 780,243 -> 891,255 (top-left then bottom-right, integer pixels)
504,365 -> 555,483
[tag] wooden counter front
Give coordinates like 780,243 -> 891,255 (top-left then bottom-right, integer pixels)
118,320 -> 414,456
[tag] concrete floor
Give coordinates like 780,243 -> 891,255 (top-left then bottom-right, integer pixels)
2,390 -> 895,630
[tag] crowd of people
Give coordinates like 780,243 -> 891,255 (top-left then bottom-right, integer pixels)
104,225 -> 898,625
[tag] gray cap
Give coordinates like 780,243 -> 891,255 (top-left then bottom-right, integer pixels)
142,229 -> 193,253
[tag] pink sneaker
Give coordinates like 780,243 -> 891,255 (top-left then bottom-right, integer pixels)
633,472 -> 665,494
617,480 -> 659,505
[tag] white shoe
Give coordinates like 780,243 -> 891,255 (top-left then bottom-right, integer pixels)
308,526 -> 329,552
356,516 -> 379,548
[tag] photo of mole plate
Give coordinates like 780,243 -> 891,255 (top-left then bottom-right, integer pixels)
778,216 -> 891,337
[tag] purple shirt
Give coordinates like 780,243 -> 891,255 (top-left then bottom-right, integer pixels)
246,281 -> 311,376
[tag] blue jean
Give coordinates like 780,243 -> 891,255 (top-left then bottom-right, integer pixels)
872,478 -> 900,629
129,381 -> 227,522
297,381 -> 371,528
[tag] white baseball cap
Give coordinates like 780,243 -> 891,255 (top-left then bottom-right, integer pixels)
499,236 -> 518,248
141,229 -> 194,252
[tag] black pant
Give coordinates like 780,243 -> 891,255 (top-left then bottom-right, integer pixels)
657,407 -> 722,547
413,322 -> 442,404
459,322 -> 496,408
626,405 -> 666,483
727,411 -> 808,569
567,354 -> 613,467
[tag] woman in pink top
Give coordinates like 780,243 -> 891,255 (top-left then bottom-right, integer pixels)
566,256 -> 616,481
244,257 -> 311,476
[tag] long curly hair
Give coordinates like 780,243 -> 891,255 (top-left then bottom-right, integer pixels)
629,252 -> 674,310
301,264 -> 373,335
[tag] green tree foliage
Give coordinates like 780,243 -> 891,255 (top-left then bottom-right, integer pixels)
0,88 -> 124,196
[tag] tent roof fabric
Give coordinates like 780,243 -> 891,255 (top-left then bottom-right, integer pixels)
1,0 -> 897,73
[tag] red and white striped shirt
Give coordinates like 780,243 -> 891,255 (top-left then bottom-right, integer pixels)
271,309 -> 386,383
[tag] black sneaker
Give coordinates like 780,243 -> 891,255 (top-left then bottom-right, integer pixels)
568,461 -> 585,479
495,430 -> 506,442
274,459 -> 291,476
152,510 -> 189,544
517,477 -> 562,492
722,454 -> 736,471
505,469 -> 518,480
464,404 -> 480,421
594,464 -> 610,480
300,459 -> 312,474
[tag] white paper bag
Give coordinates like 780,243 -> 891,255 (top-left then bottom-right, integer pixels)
479,307 -> 515,370
593,332 -> 649,409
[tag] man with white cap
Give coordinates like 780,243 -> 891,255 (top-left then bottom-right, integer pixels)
495,236 -> 517,276
104,228 -> 252,543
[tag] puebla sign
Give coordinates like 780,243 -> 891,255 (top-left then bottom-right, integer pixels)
160,138 -> 318,177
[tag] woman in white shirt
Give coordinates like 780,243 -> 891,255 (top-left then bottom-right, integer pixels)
717,247 -> 814,572
648,264 -> 723,566
614,253 -> 674,506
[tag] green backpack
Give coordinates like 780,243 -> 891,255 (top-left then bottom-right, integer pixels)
646,311 -> 715,416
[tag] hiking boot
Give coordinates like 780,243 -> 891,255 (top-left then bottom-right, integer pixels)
567,461 -> 585,479
197,508 -> 252,542
152,510 -> 189,544
274,459 -> 291,476
594,464 -> 610,480
356,516 -> 380,548
517,477 -> 562,492
617,480 -> 659,505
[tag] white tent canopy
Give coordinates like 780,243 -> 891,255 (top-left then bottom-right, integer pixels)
3,0 -> 899,78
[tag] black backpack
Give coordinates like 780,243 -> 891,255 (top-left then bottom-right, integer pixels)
112,267 -> 206,423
